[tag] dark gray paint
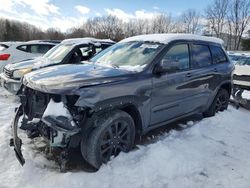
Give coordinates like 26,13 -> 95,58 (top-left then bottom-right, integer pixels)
21,39 -> 234,133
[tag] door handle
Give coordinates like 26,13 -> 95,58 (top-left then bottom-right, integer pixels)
186,73 -> 192,77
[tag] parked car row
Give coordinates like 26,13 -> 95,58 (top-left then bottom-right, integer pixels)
0,38 -> 115,94
5,34 -> 234,171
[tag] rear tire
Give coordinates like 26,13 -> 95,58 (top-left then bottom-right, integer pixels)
84,110 -> 135,169
203,88 -> 229,117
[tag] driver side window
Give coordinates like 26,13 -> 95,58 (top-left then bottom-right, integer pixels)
162,44 -> 190,72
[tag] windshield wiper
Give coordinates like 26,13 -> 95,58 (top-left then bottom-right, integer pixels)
112,65 -> 119,69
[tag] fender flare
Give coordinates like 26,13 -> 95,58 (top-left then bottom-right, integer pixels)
79,96 -> 144,161
91,95 -> 143,113
206,80 -> 232,110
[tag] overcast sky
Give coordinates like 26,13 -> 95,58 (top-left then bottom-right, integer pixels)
0,0 -> 211,32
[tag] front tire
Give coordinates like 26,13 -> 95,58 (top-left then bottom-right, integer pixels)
84,110 -> 135,169
203,88 -> 229,117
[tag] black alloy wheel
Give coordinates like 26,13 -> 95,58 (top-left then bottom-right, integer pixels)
203,88 -> 230,117
100,119 -> 132,163
84,110 -> 135,169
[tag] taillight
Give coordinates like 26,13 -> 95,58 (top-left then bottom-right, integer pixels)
0,54 -> 10,60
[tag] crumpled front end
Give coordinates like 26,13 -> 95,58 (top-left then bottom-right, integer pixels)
10,86 -> 87,167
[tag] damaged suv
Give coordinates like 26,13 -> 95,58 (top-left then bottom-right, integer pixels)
10,34 -> 234,170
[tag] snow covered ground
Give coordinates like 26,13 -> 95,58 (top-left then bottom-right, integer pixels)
242,90 -> 250,100
0,87 -> 250,188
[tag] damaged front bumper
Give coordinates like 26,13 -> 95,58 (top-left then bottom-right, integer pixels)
10,105 -> 81,166
10,105 -> 25,166
0,73 -> 21,94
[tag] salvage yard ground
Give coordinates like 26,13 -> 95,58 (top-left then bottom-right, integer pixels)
0,87 -> 250,188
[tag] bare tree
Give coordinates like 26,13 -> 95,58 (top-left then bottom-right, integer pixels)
46,28 -> 65,40
182,9 -> 201,34
2,0 -> 250,48
152,13 -> 173,33
205,0 -> 229,37
228,0 -> 250,50
123,20 -> 139,37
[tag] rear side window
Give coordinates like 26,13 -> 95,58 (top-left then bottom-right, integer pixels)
162,44 -> 190,71
17,45 -> 28,52
30,45 -> 40,53
17,44 -> 54,54
192,44 -> 212,68
210,45 -> 227,64
0,44 -> 8,51
36,44 -> 54,53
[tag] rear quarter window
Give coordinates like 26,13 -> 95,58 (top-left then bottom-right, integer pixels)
0,44 -> 8,51
17,44 -> 54,54
16,45 -> 28,52
210,45 -> 227,64
37,44 -> 55,54
192,44 -> 212,68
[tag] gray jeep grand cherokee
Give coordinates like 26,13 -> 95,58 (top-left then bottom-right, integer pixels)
10,34 -> 234,171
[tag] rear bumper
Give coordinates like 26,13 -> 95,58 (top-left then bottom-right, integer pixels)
0,73 -> 21,94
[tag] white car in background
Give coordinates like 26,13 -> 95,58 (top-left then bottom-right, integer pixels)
0,38 -> 115,94
0,40 -> 59,72
231,55 -> 250,109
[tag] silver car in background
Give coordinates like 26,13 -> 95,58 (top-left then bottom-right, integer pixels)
0,40 -> 59,72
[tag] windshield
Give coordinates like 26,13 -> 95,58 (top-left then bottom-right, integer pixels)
236,58 -> 250,66
229,55 -> 247,62
91,41 -> 163,72
43,44 -> 74,63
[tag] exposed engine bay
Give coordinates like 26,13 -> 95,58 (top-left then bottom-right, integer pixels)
11,86 -> 89,171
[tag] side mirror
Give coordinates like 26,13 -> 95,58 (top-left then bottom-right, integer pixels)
154,59 -> 179,74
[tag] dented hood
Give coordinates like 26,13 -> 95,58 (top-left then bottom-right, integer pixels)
23,63 -> 134,94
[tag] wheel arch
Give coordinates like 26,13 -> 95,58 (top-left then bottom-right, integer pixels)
92,96 -> 144,136
119,104 -> 143,137
220,82 -> 232,96
79,96 -> 144,161
206,80 -> 232,112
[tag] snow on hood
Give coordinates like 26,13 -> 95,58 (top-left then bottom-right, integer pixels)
234,65 -> 250,76
119,33 -> 224,45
